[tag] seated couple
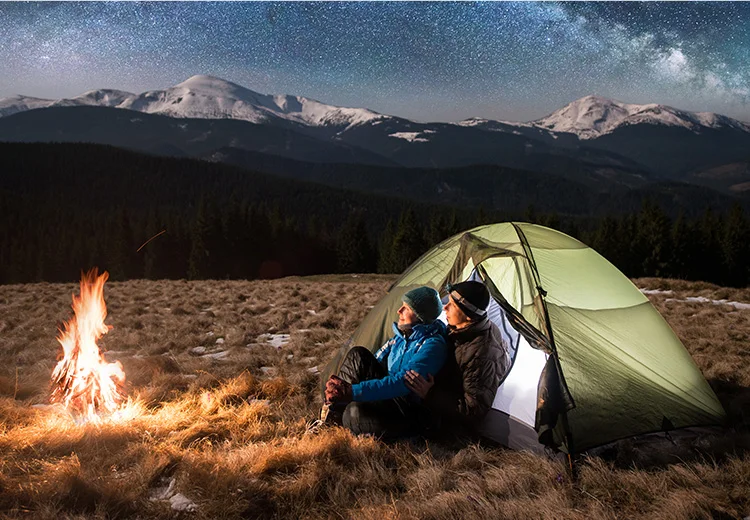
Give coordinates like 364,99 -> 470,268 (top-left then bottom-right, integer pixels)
323,281 -> 510,440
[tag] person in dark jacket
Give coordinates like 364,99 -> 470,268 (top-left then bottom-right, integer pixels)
404,281 -> 510,437
323,286 -> 448,439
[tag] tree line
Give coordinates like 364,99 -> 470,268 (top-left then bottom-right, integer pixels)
1,142 -> 749,287
3,195 -> 749,287
582,201 -> 750,287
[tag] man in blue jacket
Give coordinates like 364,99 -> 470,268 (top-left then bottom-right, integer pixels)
324,286 -> 448,439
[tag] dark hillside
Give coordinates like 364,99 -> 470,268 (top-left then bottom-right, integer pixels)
2,142 -> 750,287
0,105 -> 395,166
0,142 -> 481,283
208,147 -> 747,218
585,123 -> 750,179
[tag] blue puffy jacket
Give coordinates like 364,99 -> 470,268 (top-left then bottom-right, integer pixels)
351,320 -> 448,402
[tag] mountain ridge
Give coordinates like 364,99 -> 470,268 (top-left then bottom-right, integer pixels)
2,75 -> 747,139
3,75 -> 750,185
532,94 -> 750,139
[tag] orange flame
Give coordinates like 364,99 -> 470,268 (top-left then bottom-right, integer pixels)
50,269 -> 126,421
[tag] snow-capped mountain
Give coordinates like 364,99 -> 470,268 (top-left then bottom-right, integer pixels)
457,117 -> 531,133
144,75 -> 385,128
2,77 -> 749,183
55,89 -> 136,108
0,75 -> 386,130
1,77 -> 748,140
454,116 -> 580,146
0,95 -> 55,117
0,90 -> 136,117
533,95 -> 750,139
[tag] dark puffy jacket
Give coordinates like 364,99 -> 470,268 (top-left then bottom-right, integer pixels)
425,317 -> 510,429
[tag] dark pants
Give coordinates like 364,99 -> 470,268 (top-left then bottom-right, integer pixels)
336,346 -> 424,440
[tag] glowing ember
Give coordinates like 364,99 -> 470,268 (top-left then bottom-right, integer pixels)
50,269 -> 126,422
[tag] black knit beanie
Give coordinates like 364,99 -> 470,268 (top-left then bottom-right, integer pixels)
448,281 -> 490,320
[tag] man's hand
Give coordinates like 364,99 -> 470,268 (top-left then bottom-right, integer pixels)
404,370 -> 434,399
325,375 -> 353,404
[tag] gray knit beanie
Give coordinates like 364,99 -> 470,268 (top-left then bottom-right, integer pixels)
402,286 -> 442,323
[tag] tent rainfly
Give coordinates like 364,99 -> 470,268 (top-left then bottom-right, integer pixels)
324,223 -> 725,454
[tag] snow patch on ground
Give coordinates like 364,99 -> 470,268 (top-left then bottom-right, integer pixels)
149,478 -> 176,501
170,494 -> 198,513
149,478 -> 198,513
202,350 -> 230,360
191,346 -> 230,359
665,296 -> 750,310
640,288 -> 750,310
257,333 -> 291,349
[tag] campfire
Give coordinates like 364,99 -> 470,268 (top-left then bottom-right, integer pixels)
50,269 -> 126,422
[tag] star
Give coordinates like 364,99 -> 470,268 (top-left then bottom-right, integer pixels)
0,2 -> 748,123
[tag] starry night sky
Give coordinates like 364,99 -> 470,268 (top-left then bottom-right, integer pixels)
2,2 -> 749,123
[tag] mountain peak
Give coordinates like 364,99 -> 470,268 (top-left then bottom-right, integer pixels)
175,74 -> 243,90
533,95 -> 629,139
65,89 -> 136,107
115,75 -> 385,128
534,95 -> 750,139
0,94 -> 55,117
170,75 -> 262,102
577,94 -> 618,105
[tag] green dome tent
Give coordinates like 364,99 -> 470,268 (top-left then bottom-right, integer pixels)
324,223 -> 725,454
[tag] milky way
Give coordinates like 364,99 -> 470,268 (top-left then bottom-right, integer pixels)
1,2 -> 748,122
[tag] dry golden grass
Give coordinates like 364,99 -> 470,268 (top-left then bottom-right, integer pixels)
0,275 -> 748,519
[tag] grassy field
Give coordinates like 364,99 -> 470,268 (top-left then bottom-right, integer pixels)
0,275 -> 748,519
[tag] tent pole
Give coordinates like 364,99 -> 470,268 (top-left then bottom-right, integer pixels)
512,223 -> 576,456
